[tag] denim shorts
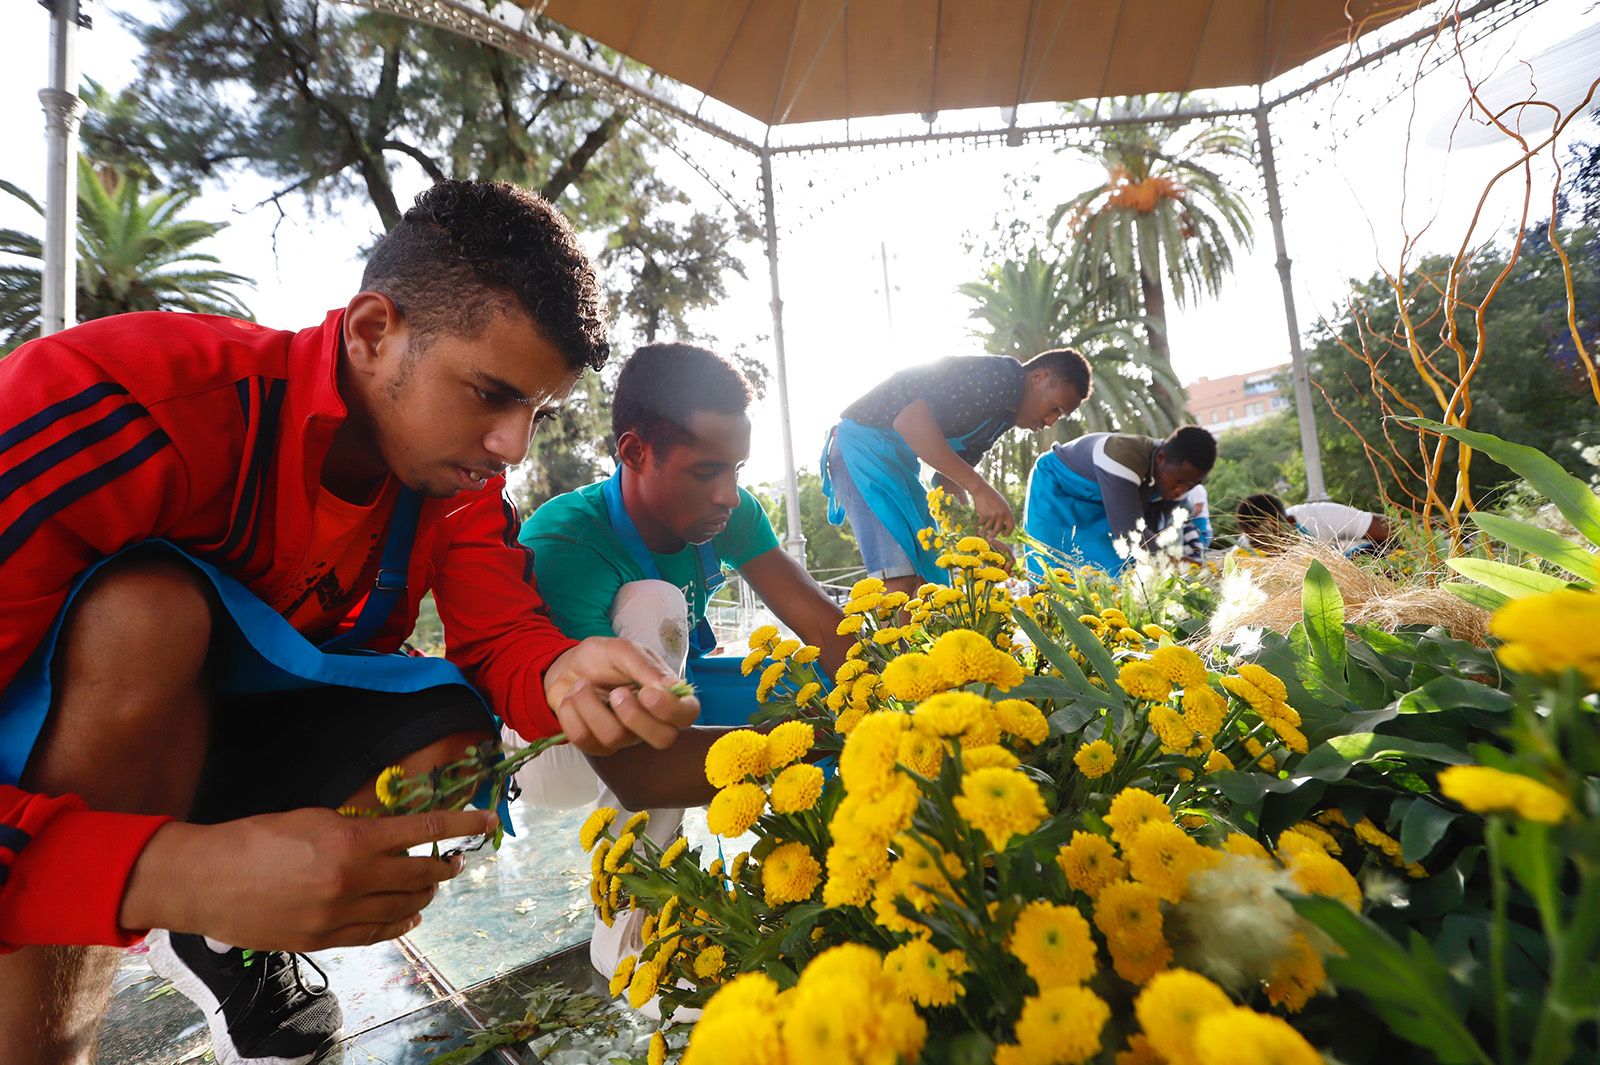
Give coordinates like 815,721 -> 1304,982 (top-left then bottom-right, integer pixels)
825,438 -> 916,580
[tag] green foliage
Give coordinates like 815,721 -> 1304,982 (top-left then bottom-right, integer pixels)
0,158 -> 255,353
751,470 -> 862,583
1308,225 -> 1600,514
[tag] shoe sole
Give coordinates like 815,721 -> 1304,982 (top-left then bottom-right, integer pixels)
143,930 -> 343,1065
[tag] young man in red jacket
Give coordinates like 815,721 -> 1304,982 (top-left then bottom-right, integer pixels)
0,181 -> 699,1065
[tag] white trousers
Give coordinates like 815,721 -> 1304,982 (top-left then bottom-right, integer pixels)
504,579 -> 692,979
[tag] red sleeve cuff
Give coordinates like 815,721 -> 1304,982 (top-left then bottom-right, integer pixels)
510,637 -> 578,739
0,809 -> 171,949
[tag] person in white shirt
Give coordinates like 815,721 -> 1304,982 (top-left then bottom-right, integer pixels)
1235,493 -> 1394,556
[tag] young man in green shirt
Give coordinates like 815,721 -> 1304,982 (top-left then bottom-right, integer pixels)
517,343 -> 850,982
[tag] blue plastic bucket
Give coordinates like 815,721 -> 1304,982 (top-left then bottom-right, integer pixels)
687,652 -> 762,726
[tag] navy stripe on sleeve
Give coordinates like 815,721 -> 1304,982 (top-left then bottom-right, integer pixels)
0,428 -> 172,566
0,824 -> 29,854
0,382 -> 128,460
0,402 -> 152,503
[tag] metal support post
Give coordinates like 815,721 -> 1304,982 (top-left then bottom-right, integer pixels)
760,148 -> 807,564
1254,105 -> 1326,501
40,0 -> 86,337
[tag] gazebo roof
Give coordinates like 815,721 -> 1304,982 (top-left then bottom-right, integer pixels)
529,0 -> 1425,126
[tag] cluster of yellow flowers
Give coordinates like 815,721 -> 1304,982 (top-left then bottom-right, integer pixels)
703,721 -> 823,839
682,944 -> 925,1065
739,624 -> 826,705
1438,764 -> 1569,823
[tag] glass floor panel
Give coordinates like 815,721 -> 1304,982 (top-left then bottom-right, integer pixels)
93,799 -> 649,1065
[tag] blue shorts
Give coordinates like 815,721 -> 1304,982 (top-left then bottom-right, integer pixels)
825,437 -> 916,580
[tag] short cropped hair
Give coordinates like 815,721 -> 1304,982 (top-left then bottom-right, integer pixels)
361,180 -> 609,371
1161,425 -> 1218,472
1024,348 -> 1093,398
1237,493 -> 1290,525
613,343 -> 754,449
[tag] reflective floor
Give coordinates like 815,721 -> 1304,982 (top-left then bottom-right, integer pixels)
95,802 -> 622,1064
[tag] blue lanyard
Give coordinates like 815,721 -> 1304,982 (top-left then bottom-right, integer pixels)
600,468 -> 724,657
320,486 -> 422,653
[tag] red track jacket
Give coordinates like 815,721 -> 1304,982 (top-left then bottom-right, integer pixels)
0,310 -> 578,950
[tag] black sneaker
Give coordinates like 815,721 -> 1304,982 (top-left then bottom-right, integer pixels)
145,929 -> 344,1065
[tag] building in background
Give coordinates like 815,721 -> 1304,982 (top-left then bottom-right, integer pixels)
1185,364 -> 1291,433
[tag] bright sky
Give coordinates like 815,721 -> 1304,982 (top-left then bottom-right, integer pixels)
2,0 -> 1596,491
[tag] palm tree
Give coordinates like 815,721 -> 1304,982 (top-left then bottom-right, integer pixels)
1052,95 -> 1256,425
958,246 -> 1183,503
1,157 -> 254,353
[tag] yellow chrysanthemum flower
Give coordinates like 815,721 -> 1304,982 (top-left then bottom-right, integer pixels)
1148,705 -> 1194,751
1104,787 -> 1172,847
834,658 -> 869,685
878,591 -> 911,615
839,709 -> 910,799
374,765 -> 406,808
1282,847 -> 1362,910
926,628 -> 998,687
834,705 -> 866,734
762,840 -> 822,906
1009,901 -> 1098,989
962,744 -> 1021,770
1204,749 -> 1235,773
844,591 -> 885,616
912,690 -> 991,739
692,943 -> 727,979
1244,737 -> 1276,771
791,644 -> 821,664
850,576 -> 887,599
768,638 -> 801,660
739,647 -> 767,676
1134,968 -> 1233,1065
628,956 -> 664,1010
1193,1007 -> 1323,1065
1124,820 -> 1216,903
952,766 -> 1047,851
897,728 -> 945,777
1219,674 -> 1272,713
603,832 -> 637,873
793,681 -> 823,706
883,939 -> 970,1007
1258,698 -> 1302,727
1222,832 -> 1271,863
579,806 -> 619,851
608,954 -> 637,998
1263,932 -> 1326,1013
956,535 -> 990,553
975,566 -> 1010,582
1182,686 -> 1227,737
1094,880 -> 1165,947
1235,663 -> 1288,702
994,699 -> 1049,745
1109,932 -> 1174,986
837,613 -> 865,635
1058,831 -> 1126,896
765,720 -> 815,769
1115,1034 -> 1165,1065
1490,588 -> 1600,686
1143,623 -> 1174,642
682,972 -> 781,1065
1118,661 -> 1172,702
747,624 -> 779,651
1150,645 -> 1208,687
705,729 -> 771,788
1009,985 -> 1110,1065
648,1031 -> 667,1065
706,783 -> 766,837
1073,739 -> 1116,779
660,836 -> 690,867
770,763 -> 825,813
873,626 -> 905,645
882,652 -> 950,703
755,661 -> 787,703
1438,764 -> 1569,823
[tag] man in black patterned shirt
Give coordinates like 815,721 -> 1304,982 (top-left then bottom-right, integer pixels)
821,350 -> 1089,595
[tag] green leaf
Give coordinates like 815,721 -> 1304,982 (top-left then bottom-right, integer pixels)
1401,799 -> 1460,862
1469,511 -> 1598,583
1446,557 -> 1570,599
1297,733 -> 1472,780
1301,561 -> 1348,686
1293,895 -> 1493,1065
1397,676 -> 1512,716
1444,581 -> 1511,613
1403,418 -> 1600,549
1046,598 -> 1121,691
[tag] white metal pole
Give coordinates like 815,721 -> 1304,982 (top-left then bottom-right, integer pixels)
1254,106 -> 1326,501
759,148 -> 808,563
40,0 -> 85,337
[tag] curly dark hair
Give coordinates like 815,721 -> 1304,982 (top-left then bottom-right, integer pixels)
360,180 -> 609,371
613,343 -> 754,449
1160,425 -> 1219,472
1024,347 -> 1093,398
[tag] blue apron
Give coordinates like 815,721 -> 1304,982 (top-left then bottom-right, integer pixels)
820,418 -> 1004,586
1023,451 -> 1136,577
599,469 -> 758,727
0,487 -> 509,820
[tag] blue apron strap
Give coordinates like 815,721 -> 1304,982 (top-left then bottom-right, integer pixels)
320,487 -> 422,653
604,468 -> 723,657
